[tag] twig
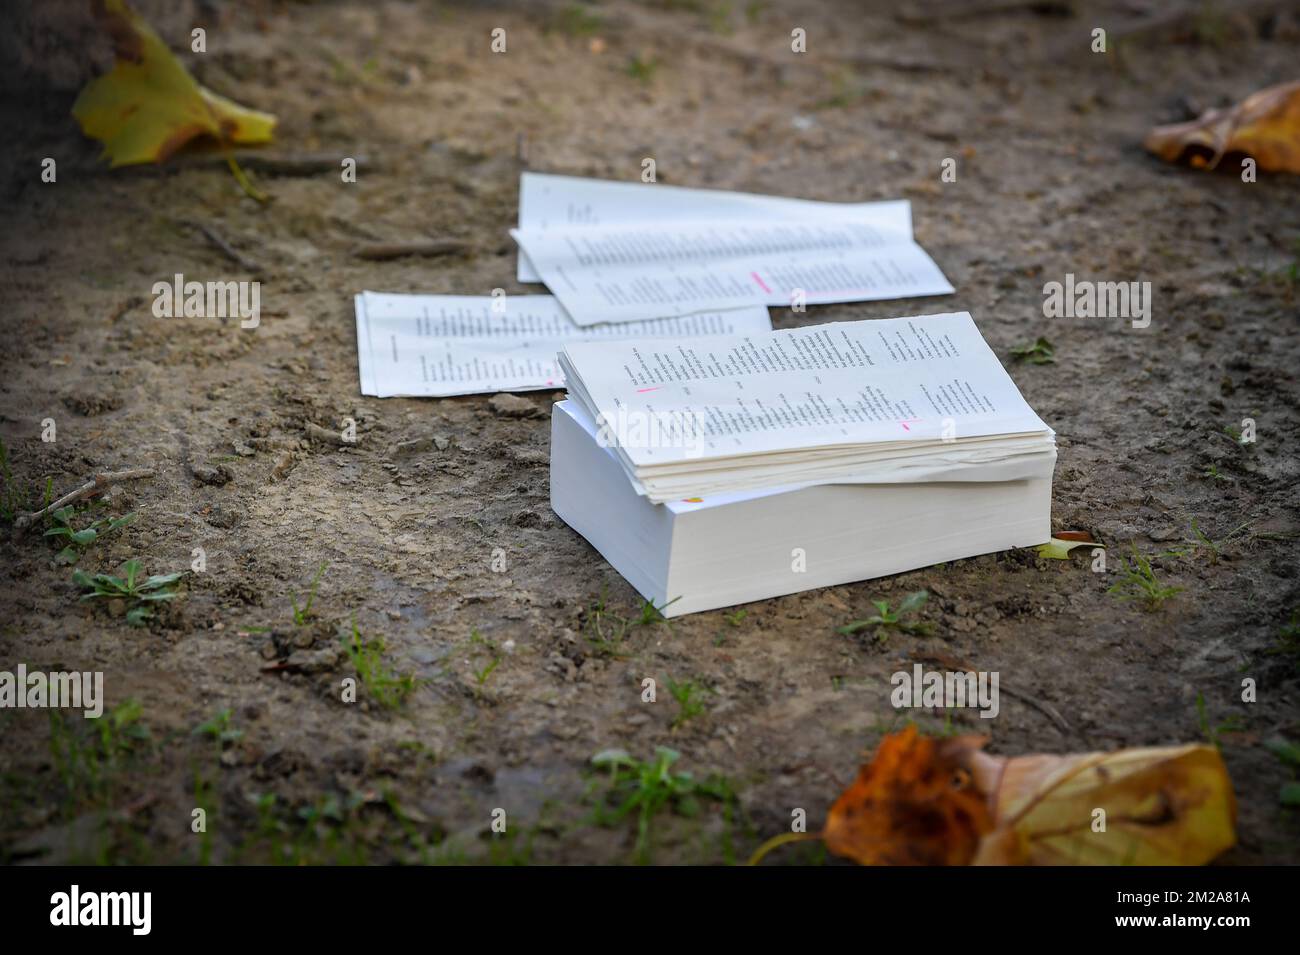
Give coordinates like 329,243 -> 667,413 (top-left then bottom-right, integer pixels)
171,151 -> 372,176
353,239 -> 469,261
1035,0 -> 1288,63
227,152 -> 373,176
14,468 -> 156,533
911,649 -> 1083,742
1107,0 -> 1285,42
999,685 -> 1077,740
121,792 -> 160,818
607,3 -> 949,75
190,221 -> 263,273
895,0 -> 1073,25
838,54 -> 948,74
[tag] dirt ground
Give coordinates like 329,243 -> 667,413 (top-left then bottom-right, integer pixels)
1,0 -> 1298,865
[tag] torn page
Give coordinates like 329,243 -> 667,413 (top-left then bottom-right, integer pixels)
516,172 -> 913,283
354,291 -> 772,398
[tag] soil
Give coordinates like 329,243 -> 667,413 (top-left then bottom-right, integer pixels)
1,0 -> 1298,865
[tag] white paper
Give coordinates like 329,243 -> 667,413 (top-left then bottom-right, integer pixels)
515,217 -> 953,326
512,173 -> 951,325
516,172 -> 914,283
559,311 -> 1050,467
558,398 -> 1053,514
354,291 -> 772,398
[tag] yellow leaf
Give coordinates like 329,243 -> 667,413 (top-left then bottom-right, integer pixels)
1036,532 -> 1103,560
1144,80 -> 1300,175
72,0 -> 275,168
974,744 -> 1237,865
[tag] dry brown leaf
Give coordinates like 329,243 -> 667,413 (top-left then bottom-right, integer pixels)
1144,80 -> 1300,174
974,743 -> 1237,865
763,729 -> 1237,866
821,726 -> 993,865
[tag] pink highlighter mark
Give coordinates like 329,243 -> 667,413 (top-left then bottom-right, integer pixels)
637,386 -> 662,393
750,271 -> 772,294
899,418 -> 923,432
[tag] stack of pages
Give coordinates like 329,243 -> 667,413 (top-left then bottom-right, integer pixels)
551,311 -> 1055,617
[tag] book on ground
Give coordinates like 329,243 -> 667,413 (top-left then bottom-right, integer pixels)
550,311 -> 1055,616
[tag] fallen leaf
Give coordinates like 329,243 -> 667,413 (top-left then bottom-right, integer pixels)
754,729 -> 1237,866
821,726 -> 993,865
1144,80 -> 1300,174
1036,531 -> 1103,560
975,743 -> 1237,865
73,0 -> 275,189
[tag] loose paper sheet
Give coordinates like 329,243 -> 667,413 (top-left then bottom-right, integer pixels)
560,311 -> 1050,466
515,172 -> 914,283
354,291 -> 772,398
512,173 -> 952,325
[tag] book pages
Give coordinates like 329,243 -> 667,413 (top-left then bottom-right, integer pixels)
559,311 -> 1055,500
512,173 -> 951,325
355,291 -> 771,397
516,171 -> 913,282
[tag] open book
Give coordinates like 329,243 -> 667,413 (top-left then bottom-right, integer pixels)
557,311 -> 1056,503
550,312 -> 1056,617
512,173 -> 953,325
